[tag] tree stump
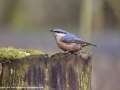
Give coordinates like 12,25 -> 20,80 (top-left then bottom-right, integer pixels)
0,52 -> 92,90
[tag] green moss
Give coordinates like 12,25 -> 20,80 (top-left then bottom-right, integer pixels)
24,49 -> 43,55
0,47 -> 43,62
48,52 -> 60,57
48,52 -> 56,57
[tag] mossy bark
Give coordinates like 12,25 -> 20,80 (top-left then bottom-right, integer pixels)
0,52 -> 92,90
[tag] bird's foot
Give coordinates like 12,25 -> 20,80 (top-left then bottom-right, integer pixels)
73,52 -> 79,55
64,50 -> 72,55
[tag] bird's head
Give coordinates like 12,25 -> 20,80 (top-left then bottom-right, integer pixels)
49,28 -> 67,37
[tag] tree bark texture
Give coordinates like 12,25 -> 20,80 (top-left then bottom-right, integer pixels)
0,52 -> 92,90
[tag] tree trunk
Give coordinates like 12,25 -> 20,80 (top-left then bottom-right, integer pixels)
0,52 -> 92,90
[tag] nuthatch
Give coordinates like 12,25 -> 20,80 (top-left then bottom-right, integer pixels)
50,28 -> 97,53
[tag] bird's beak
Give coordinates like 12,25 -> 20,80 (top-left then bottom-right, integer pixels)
49,29 -> 53,32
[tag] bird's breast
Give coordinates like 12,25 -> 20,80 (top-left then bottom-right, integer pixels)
55,36 -> 80,52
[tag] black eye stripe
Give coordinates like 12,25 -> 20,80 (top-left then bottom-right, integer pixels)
55,31 -> 60,33
55,31 -> 66,34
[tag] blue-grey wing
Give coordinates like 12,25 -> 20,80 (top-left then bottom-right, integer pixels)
60,33 -> 85,44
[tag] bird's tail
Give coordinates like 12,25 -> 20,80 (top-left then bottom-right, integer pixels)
91,44 -> 97,47
85,42 -> 97,47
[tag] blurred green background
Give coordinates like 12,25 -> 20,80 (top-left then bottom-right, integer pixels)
0,0 -> 120,90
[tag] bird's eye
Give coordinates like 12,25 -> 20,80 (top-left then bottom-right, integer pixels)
56,31 -> 61,33
55,31 -> 66,34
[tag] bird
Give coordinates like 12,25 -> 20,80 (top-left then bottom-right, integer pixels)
49,28 -> 97,53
